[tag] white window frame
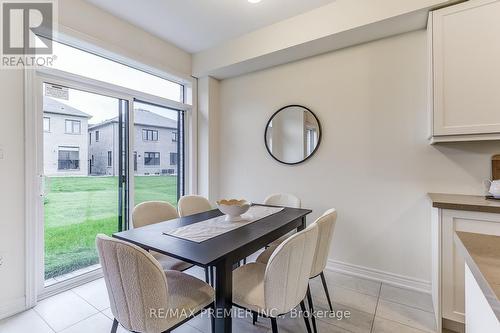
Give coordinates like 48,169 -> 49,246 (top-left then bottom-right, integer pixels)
65,119 -> 81,134
43,117 -> 50,132
24,36 -> 197,306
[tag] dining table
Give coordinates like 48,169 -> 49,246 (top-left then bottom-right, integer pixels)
113,204 -> 312,333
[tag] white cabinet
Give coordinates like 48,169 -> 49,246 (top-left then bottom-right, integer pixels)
429,0 -> 500,143
432,209 -> 500,329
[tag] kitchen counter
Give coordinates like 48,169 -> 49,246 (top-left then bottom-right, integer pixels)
428,193 -> 500,214
454,232 -> 500,322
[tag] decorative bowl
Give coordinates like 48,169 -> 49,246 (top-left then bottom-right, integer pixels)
216,199 -> 251,222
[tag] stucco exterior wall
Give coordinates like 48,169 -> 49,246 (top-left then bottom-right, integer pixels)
88,122 -> 178,176
43,113 -> 89,176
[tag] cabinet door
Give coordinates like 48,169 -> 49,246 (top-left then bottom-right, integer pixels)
441,210 -> 500,323
432,0 -> 500,136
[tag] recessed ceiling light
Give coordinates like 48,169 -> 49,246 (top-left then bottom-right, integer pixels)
248,0 -> 262,3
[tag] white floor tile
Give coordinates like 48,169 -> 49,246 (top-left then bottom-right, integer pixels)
278,312 -> 352,333
376,300 -> 436,333
34,290 -> 99,331
316,302 -> 374,333
0,309 -> 54,333
172,323 -> 204,333
60,313 -> 112,333
72,278 -> 110,310
310,279 -> 378,314
184,266 -> 207,281
101,308 -> 114,320
319,271 -> 382,297
189,313 -> 270,333
373,317 -> 430,333
379,284 -> 434,313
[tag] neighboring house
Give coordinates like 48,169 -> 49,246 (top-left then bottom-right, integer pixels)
88,109 -> 178,176
43,98 -> 91,176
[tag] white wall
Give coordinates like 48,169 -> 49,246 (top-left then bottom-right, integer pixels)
217,30 -> 500,282
197,77 -> 220,202
0,0 -> 191,317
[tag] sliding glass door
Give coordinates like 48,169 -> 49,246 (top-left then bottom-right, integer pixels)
30,38 -> 189,299
132,101 -> 184,209
42,83 -> 129,284
37,79 -> 186,295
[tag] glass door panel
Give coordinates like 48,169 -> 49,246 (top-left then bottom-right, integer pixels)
132,101 -> 183,210
42,83 -> 127,284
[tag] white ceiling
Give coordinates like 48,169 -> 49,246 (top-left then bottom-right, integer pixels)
85,0 -> 337,53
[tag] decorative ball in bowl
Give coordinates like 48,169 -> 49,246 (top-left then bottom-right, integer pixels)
216,199 -> 251,222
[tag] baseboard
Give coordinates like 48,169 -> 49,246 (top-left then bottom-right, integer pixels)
326,259 -> 432,294
0,297 -> 26,321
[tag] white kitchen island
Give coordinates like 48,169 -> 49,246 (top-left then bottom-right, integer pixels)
455,232 -> 500,333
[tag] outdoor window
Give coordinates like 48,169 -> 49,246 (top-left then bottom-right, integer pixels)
107,151 -> 112,167
143,129 -> 158,141
89,132 -> 92,145
144,152 -> 160,166
46,39 -> 184,102
65,120 -> 81,134
43,117 -> 50,132
95,130 -> 100,142
91,155 -> 95,166
58,147 -> 79,170
172,131 -> 178,142
170,152 -> 178,166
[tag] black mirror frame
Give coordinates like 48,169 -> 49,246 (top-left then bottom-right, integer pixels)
264,104 -> 322,166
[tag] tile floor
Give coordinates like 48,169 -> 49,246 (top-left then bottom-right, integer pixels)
0,265 -> 441,333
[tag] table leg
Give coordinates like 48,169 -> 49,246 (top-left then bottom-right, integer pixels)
297,216 -> 306,231
214,259 -> 233,333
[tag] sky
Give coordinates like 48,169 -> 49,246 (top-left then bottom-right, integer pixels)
43,40 -> 180,124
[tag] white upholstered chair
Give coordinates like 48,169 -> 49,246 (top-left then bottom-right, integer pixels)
96,235 -> 214,333
177,195 -> 212,217
132,201 -> 193,272
256,209 -> 338,333
232,223 -> 319,333
177,195 -> 215,284
264,193 -> 301,247
264,193 -> 301,209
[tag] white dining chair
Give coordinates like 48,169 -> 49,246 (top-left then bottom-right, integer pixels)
132,201 -> 194,272
256,209 -> 338,333
264,193 -> 301,209
264,193 -> 302,247
232,223 -> 319,333
96,234 -> 215,333
177,195 -> 215,285
178,195 -> 212,217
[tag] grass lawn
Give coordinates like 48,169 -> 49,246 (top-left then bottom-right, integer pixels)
44,176 -> 177,279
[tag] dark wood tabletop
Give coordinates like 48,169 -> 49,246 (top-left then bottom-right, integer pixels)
113,205 -> 312,267
112,204 -> 312,333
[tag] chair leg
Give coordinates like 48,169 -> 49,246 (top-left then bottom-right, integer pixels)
299,301 -> 312,333
210,308 -> 215,333
320,271 -> 333,311
111,319 -> 118,333
270,317 -> 278,333
306,286 -> 318,333
205,267 -> 210,285
252,312 -> 258,325
210,266 -> 215,287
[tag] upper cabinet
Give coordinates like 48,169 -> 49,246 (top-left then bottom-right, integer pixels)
429,0 -> 500,143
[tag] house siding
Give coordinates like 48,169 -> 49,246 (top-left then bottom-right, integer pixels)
43,113 -> 89,176
88,122 -> 178,176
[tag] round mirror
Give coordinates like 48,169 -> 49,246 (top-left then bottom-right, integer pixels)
265,105 -> 321,165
